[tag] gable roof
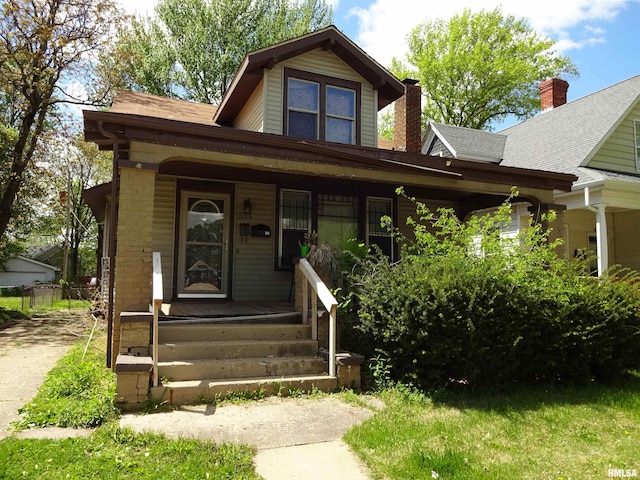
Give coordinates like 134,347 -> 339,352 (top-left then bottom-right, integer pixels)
499,74 -> 640,176
213,25 -> 405,125
424,122 -> 506,163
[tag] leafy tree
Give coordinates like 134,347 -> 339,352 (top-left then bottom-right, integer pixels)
392,8 -> 578,130
98,0 -> 333,104
36,134 -> 111,281
0,0 -> 125,244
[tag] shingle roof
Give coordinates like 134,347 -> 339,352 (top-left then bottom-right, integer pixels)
111,90 -> 218,125
427,122 -> 506,163
499,75 -> 640,175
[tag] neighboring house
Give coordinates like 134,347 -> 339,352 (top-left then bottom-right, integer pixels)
24,245 -> 63,270
82,26 -> 574,402
424,75 -> 640,276
0,256 -> 59,287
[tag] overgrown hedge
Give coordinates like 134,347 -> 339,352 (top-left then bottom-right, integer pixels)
348,190 -> 640,390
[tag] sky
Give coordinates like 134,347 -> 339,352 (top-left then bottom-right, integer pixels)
119,0 -> 640,128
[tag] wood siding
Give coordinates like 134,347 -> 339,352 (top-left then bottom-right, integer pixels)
263,48 -> 378,147
588,102 -> 640,173
153,175 -> 177,300
234,79 -> 264,132
564,209 -> 615,263
612,210 -> 640,270
233,183 -> 290,301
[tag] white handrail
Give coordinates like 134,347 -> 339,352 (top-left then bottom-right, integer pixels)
152,252 -> 163,387
298,258 -> 338,377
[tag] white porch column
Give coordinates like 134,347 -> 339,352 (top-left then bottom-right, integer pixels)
595,204 -> 608,277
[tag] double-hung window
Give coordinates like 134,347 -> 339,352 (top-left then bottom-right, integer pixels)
285,68 -> 359,145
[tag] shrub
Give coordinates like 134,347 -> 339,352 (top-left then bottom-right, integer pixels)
349,189 -> 640,390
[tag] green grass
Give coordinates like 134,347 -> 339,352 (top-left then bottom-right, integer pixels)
344,380 -> 640,480
13,325 -> 118,429
0,424 -> 261,479
0,296 -> 89,312
0,306 -> 29,328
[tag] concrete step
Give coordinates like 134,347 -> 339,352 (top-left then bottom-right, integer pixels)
158,323 -> 311,343
150,375 -> 338,406
159,311 -> 301,325
158,356 -> 327,382
157,339 -> 319,361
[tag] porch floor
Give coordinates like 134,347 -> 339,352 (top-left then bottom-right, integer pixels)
159,301 -> 297,320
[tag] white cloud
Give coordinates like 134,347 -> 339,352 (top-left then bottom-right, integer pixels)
348,0 -> 638,66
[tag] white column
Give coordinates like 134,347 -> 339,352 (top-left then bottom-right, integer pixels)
595,204 -> 608,276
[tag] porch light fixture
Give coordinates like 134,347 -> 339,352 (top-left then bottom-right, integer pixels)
243,198 -> 252,218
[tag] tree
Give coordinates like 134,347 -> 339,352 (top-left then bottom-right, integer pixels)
392,8 -> 578,130
98,0 -> 333,105
0,0 -> 125,243
37,134 -> 111,281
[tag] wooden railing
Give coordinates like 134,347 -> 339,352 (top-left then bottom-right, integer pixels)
298,258 -> 337,377
152,252 -> 163,387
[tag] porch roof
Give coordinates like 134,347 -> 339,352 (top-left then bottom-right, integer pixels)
83,93 -> 576,194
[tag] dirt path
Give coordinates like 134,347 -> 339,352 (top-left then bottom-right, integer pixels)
0,311 -> 88,437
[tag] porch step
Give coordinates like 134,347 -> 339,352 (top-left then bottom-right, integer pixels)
159,311 -> 301,325
158,356 -> 327,382
150,375 -> 338,405
158,323 -> 311,343
157,339 -> 319,361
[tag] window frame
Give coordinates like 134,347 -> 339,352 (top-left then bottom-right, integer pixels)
276,186 -> 395,270
284,67 -> 361,145
366,196 -> 394,262
278,188 -> 312,269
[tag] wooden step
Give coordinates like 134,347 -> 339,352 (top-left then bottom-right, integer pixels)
158,323 -> 311,343
157,339 -> 319,361
150,375 -> 338,405
158,356 -> 327,382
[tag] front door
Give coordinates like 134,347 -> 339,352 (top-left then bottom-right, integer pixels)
177,192 -> 230,298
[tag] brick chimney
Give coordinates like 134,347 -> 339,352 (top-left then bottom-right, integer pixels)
394,78 -> 422,153
538,78 -> 569,112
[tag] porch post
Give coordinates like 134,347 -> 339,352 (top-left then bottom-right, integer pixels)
112,166 -> 156,366
594,204 -> 609,277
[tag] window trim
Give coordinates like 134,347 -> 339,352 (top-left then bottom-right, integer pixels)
366,196 -> 394,262
278,188 -> 312,269
276,186 -> 395,270
284,67 -> 361,145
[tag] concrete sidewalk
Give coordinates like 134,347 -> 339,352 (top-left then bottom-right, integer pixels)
120,395 -> 380,480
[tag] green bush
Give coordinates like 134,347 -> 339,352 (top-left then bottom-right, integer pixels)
350,189 -> 640,390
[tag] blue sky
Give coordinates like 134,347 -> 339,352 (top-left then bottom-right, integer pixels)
121,0 -> 640,128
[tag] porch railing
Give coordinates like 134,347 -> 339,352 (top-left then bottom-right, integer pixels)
298,258 -> 337,377
152,252 -> 163,387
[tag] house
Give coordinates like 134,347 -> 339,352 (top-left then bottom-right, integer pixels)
424,75 -> 640,276
82,26 -> 575,405
0,256 -> 59,288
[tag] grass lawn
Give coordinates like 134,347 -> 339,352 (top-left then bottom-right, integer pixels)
345,380 -> 640,480
0,424 -> 261,479
0,296 -> 89,312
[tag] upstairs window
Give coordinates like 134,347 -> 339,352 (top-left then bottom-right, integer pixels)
285,68 -> 360,145
287,79 -> 319,140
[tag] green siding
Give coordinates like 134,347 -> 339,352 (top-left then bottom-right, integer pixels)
588,102 -> 640,173
263,48 -> 378,147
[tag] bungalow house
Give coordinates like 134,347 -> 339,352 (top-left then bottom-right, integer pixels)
83,26 -> 575,405
424,75 -> 640,276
